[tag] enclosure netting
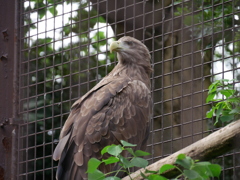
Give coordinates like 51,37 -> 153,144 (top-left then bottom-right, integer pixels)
18,0 -> 240,179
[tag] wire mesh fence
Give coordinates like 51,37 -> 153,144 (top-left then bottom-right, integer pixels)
17,0 -> 240,179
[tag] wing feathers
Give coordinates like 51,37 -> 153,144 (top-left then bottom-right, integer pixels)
53,133 -> 71,161
74,150 -> 84,166
54,78 -> 151,180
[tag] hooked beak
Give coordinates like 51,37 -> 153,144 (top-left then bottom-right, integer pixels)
109,41 -> 123,53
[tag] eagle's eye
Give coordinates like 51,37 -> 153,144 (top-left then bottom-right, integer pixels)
125,41 -> 134,46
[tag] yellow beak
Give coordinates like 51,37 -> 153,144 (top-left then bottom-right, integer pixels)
109,41 -> 122,53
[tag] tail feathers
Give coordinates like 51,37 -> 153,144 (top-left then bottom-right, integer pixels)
56,141 -> 88,180
53,133 -> 71,161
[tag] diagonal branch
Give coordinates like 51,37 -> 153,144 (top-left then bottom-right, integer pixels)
122,119 -> 240,180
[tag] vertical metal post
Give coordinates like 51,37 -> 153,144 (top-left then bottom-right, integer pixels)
0,0 -> 19,179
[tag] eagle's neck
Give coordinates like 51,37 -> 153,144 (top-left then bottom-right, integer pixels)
109,62 -> 151,89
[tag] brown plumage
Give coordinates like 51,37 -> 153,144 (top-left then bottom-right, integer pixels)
53,36 -> 152,180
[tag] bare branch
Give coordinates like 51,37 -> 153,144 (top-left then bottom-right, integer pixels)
122,119 -> 240,180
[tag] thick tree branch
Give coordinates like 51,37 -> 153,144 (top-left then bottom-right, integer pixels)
122,119 -> 240,180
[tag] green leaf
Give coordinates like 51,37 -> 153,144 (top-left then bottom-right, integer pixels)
192,164 -> 211,178
177,154 -> 186,160
145,169 -> 158,174
135,150 -> 151,157
87,158 -> 102,173
63,25 -> 71,36
208,80 -> 219,93
93,31 -> 104,41
119,155 -> 132,168
206,108 -> 215,118
230,107 -> 240,114
38,8 -> 47,19
98,16 -> 106,23
148,174 -> 168,180
88,169 -> 105,180
215,103 -> 224,124
221,108 -> 232,115
206,92 -> 216,103
131,157 -> 148,168
48,6 -> 56,16
120,140 -> 137,147
103,177 -> 121,180
195,162 -> 211,166
183,169 -> 200,179
45,38 -> 52,43
219,89 -> 236,98
47,0 -> 54,4
125,148 -> 135,156
227,97 -> 240,103
219,115 -> 234,123
107,145 -> 123,156
101,144 -> 122,156
102,156 -> 119,165
159,164 -> 176,174
208,164 -> 221,177
101,145 -> 112,155
140,171 -> 148,178
175,155 -> 193,169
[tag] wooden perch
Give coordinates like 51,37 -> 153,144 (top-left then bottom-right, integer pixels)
122,119 -> 240,180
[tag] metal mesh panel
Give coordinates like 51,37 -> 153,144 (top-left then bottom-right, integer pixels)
18,0 -> 240,179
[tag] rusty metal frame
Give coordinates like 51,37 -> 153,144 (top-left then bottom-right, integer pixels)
0,0 -> 20,179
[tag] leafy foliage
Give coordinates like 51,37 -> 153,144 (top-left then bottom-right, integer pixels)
175,154 -> 221,180
87,142 -> 221,180
206,79 -> 240,125
87,140 -> 150,180
143,154 -> 221,180
173,0 -> 240,82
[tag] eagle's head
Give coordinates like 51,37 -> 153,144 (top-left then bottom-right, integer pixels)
109,36 -> 151,71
